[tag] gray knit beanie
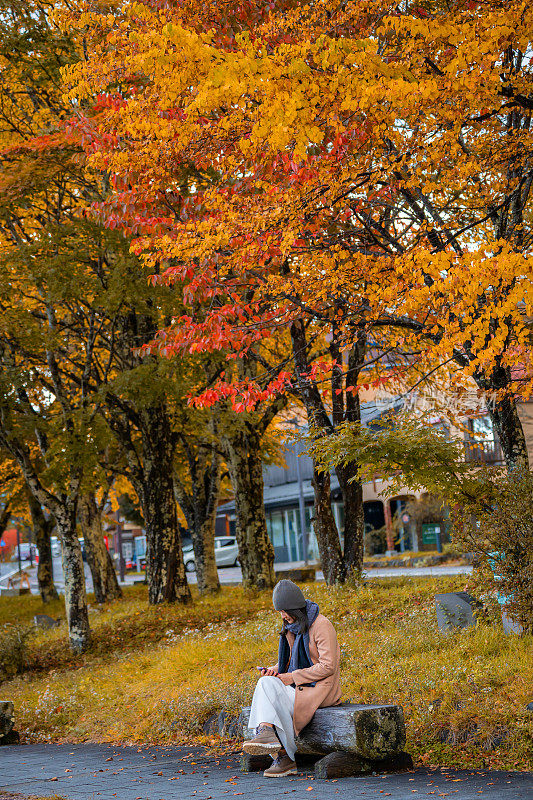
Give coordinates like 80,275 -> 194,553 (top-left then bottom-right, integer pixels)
272,579 -> 306,611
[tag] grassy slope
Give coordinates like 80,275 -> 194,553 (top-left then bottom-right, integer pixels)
1,577 -> 532,771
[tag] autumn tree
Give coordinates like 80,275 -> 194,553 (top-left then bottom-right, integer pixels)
59,1 -> 370,582
0,0 -> 194,608
0,329 -> 95,652
63,0 -> 533,506
217,378 -> 281,590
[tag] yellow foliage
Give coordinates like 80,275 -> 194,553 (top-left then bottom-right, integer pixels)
1,580 -> 532,770
59,0 -> 533,406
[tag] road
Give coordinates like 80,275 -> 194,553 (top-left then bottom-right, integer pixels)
1,743 -> 531,800
0,555 -> 473,594
0,555 -> 135,593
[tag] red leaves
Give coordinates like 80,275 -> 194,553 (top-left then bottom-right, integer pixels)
93,93 -> 127,113
188,371 -> 293,412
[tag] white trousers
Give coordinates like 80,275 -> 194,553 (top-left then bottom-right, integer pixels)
248,676 -> 297,760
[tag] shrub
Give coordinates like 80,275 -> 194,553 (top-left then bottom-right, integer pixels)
441,542 -> 466,560
311,416 -> 532,632
0,623 -> 34,681
364,524 -> 387,556
452,466 -> 533,634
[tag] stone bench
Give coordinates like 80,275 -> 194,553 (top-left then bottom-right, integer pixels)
0,701 -> 19,745
240,702 -> 412,778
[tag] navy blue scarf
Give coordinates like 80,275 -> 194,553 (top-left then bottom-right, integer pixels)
278,600 -> 319,681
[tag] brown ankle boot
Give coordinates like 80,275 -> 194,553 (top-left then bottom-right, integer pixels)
242,725 -> 281,756
263,752 -> 297,777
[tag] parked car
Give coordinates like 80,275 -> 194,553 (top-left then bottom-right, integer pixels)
10,543 -> 38,562
183,536 -> 239,573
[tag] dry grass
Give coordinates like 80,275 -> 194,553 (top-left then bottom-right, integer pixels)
1,577 -> 532,772
1,585 -> 272,676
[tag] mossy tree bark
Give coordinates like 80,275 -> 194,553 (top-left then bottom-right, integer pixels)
290,320 -> 367,583
311,468 -> 346,584
336,461 -> 365,579
474,363 -> 530,472
55,503 -> 91,653
223,424 -> 275,590
17,454 -> 91,652
332,336 -> 367,580
0,394 -> 91,653
137,405 -> 191,605
174,432 -> 220,595
79,492 -> 122,604
26,490 -> 58,603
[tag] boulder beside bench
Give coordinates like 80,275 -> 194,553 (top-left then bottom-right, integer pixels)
0,701 -> 19,745
240,702 -> 412,778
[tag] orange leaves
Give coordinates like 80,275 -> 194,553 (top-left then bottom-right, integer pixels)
60,0 -> 533,406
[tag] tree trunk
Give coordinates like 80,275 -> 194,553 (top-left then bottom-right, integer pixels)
488,389 -> 529,471
0,502 -> 11,538
176,466 -> 220,595
383,500 -> 395,551
174,442 -> 221,595
223,427 -> 275,591
336,462 -> 365,579
55,505 -> 91,653
311,468 -> 345,585
490,394 -> 529,471
26,491 -> 58,603
334,337 -> 366,579
194,514 -> 220,594
79,493 -> 122,604
140,406 -> 191,604
290,319 -> 347,583
473,363 -> 530,471
0,431 -> 90,651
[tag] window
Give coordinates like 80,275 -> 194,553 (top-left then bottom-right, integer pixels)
218,538 -> 235,548
285,509 -> 299,561
472,415 -> 494,439
268,512 -> 286,547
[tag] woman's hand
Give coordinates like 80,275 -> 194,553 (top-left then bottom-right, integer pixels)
259,666 -> 279,676
276,672 -> 293,685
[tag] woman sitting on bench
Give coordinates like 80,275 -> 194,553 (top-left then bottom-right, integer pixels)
244,579 -> 341,777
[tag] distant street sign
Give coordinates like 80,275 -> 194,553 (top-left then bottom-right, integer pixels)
422,524 -> 441,545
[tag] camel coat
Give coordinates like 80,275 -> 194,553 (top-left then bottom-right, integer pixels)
275,613 -> 341,735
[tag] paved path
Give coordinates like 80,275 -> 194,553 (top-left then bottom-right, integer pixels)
187,564 -> 473,584
362,565 -> 473,578
0,558 -> 473,595
1,744 -> 531,800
